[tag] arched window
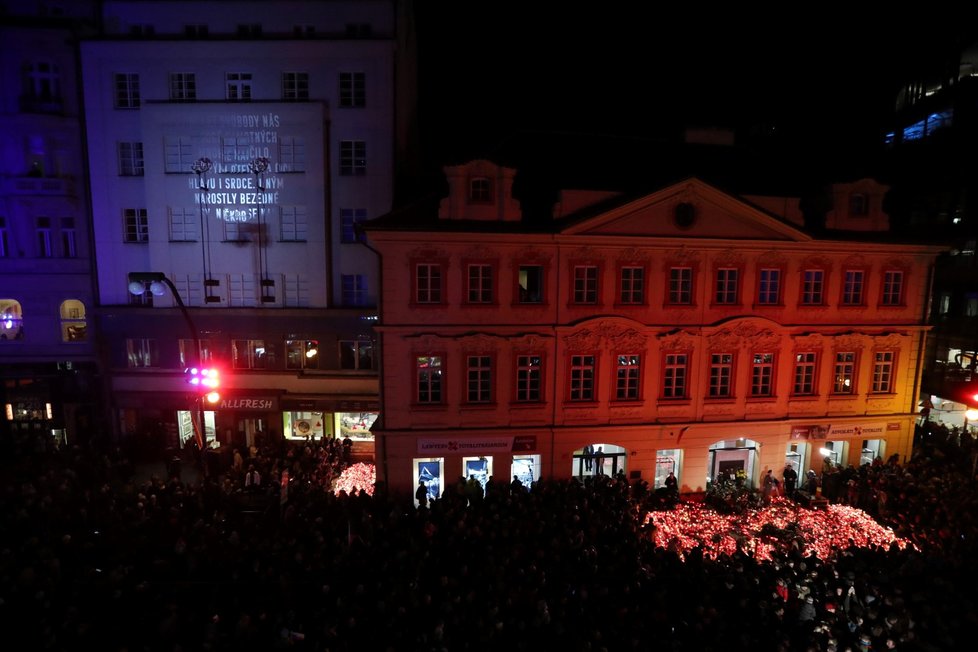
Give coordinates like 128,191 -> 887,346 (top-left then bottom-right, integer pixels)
0,299 -> 24,340
60,299 -> 86,342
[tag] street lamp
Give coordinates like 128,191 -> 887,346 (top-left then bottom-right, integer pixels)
191,157 -> 220,303
248,156 -> 275,303
128,272 -> 209,458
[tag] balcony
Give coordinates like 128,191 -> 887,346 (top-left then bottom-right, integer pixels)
1,176 -> 76,197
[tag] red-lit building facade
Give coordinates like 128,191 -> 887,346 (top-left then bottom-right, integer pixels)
365,160 -> 945,500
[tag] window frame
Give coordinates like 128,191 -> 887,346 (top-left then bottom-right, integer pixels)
515,263 -> 546,305
756,266 -> 782,306
832,351 -> 857,395
415,354 -> 445,405
341,273 -> 368,307
617,264 -> 646,306
801,268 -> 826,306
123,208 -> 149,243
571,264 -> 599,305
792,352 -> 818,396
871,350 -> 896,394
468,177 -> 493,203
339,139 -> 367,176
282,71 -> 310,101
749,352 -> 776,398
114,73 -> 140,109
568,353 -> 597,402
613,353 -> 642,402
232,339 -> 269,370
118,141 -> 144,176
413,261 -> 445,306
661,352 -> 689,400
465,354 -> 494,404
339,338 -> 375,371
225,72 -> 253,101
464,262 -> 495,305
339,71 -> 366,108
168,72 -> 197,101
841,268 -> 867,307
713,266 -> 741,306
667,266 -> 694,306
880,269 -> 905,307
708,352 -> 735,399
514,353 -> 544,403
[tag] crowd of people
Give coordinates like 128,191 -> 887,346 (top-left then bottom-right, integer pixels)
1,422 -> 975,651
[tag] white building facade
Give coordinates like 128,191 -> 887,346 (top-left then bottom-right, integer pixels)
80,1 -> 410,452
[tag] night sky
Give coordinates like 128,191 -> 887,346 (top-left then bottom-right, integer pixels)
415,8 -> 976,172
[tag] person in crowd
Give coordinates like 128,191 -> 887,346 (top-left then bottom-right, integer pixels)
415,479 -> 428,507
782,463 -> 798,498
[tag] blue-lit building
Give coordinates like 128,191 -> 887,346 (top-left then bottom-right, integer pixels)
0,1 -> 102,449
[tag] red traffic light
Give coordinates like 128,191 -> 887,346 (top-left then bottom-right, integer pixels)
187,366 -> 220,390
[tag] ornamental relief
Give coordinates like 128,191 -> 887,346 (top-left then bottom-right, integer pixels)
757,250 -> 786,267
882,257 -> 911,271
461,244 -> 495,261
408,246 -> 450,262
511,334 -> 552,353
664,246 -> 702,266
570,246 -> 600,262
408,334 -> 444,352
731,323 -> 782,350
616,247 -> 650,264
564,329 -> 601,352
833,334 -> 866,351
792,333 -> 826,350
707,330 -> 741,351
600,325 -> 648,351
801,254 -> 833,270
872,333 -> 906,349
512,248 -> 552,265
657,330 -> 697,352
842,254 -> 867,268
459,334 -> 499,354
714,248 -> 746,267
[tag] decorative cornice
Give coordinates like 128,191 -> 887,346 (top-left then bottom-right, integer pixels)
658,330 -> 697,352
616,247 -> 650,264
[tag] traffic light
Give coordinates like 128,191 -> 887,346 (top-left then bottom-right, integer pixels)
187,366 -> 221,404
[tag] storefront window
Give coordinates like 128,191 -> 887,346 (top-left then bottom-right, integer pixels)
284,411 -> 326,440
654,448 -> 682,489
336,412 -> 376,440
511,454 -> 539,489
415,457 -> 443,504
462,456 -> 492,492
819,440 -> 847,468
784,442 -> 806,478
177,409 -> 215,447
860,439 -> 885,466
707,438 -> 759,488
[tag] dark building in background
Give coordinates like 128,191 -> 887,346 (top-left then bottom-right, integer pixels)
0,1 -> 103,449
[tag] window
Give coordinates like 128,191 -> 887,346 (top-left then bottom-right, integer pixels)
938,292 -> 951,315
168,208 -> 197,241
573,265 -> 598,304
223,220 -> 246,242
226,72 -> 252,101
341,274 -> 367,306
232,339 -> 268,369
114,73 -> 140,109
842,270 -> 865,306
833,352 -> 856,394
282,72 -> 309,101
286,339 -> 319,370
793,352 -> 817,396
849,193 -> 868,216
872,351 -> 894,393
469,177 -> 493,203
668,267 -> 692,305
280,206 -> 308,241
340,339 -> 374,370
517,265 -> 544,303
569,355 -> 595,401
278,137 -> 306,172
179,339 -> 215,367
60,299 -> 86,342
0,217 -> 9,258
416,356 -> 442,403
340,208 -> 367,243
881,270 -> 904,306
467,264 -> 493,303
619,266 -> 645,304
967,294 -> 978,318
236,24 -> 262,36
36,217 -> 52,257
169,72 -> 196,101
708,353 -> 733,398
60,218 -> 76,258
0,298 -> 24,340
467,355 -> 492,403
127,338 -> 158,368
118,142 -> 144,176
163,136 -> 193,173
757,268 -> 781,305
221,136 -> 251,164
339,140 -> 366,175
23,61 -> 61,103
663,353 -> 688,399
615,354 -> 641,401
750,353 -> 775,397
516,354 -> 542,402
339,71 -> 366,107
714,268 -> 739,304
415,264 -> 442,304
801,269 -> 824,305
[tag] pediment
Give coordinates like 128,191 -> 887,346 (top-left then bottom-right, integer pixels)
560,178 -> 812,242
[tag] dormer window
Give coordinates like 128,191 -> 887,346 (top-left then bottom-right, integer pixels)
469,177 -> 493,203
849,193 -> 868,216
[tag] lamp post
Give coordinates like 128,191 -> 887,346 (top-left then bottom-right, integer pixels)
248,156 -> 275,303
127,272 -> 209,464
191,157 -> 220,303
